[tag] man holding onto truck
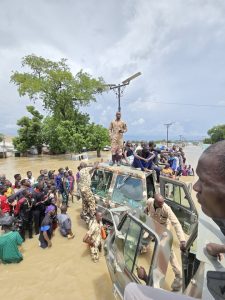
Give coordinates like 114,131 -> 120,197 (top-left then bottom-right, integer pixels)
79,162 -> 98,224
144,193 -> 186,291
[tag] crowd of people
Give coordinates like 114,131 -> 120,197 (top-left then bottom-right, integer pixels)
0,162 -> 107,265
122,141 -> 194,182
0,168 -> 76,263
108,112 -> 194,182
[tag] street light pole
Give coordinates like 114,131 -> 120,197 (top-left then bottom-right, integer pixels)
108,72 -> 141,112
118,84 -> 121,112
164,123 -> 173,147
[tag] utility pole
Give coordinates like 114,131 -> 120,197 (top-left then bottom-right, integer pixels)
107,72 -> 141,112
164,123 -> 173,147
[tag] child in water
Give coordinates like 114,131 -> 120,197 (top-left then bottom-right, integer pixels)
57,205 -> 74,239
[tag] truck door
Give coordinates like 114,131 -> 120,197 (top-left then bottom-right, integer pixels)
160,177 -> 198,236
105,213 -> 171,299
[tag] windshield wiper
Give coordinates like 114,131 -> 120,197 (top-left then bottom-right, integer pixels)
116,175 -> 131,189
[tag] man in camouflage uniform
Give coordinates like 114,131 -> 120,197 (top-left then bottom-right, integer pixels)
78,162 -> 98,224
83,211 -> 103,262
109,111 -> 127,165
145,193 -> 186,291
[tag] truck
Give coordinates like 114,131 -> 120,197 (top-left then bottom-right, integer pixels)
91,163 -> 225,300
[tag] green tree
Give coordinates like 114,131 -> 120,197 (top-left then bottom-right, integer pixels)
13,106 -> 43,154
56,121 -> 87,154
204,124 -> 225,144
86,124 -> 110,157
0,134 -> 4,143
11,54 -> 106,121
42,117 -> 66,154
42,116 -> 90,154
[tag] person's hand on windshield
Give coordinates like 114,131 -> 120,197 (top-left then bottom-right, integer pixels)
136,266 -> 148,284
180,241 -> 186,251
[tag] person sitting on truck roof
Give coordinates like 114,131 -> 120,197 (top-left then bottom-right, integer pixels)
143,193 -> 186,291
123,141 -> 134,165
132,144 -> 155,172
161,163 -> 174,178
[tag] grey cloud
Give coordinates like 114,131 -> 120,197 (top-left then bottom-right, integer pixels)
1,0 -> 225,140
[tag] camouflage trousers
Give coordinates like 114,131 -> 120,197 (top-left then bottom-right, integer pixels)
90,245 -> 99,262
80,186 -> 96,219
90,240 -> 101,262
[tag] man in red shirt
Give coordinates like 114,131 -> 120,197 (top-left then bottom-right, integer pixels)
0,186 -> 10,215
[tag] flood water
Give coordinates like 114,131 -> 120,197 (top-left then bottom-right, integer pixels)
0,146 -> 203,300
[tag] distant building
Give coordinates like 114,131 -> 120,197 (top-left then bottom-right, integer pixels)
0,140 -> 15,158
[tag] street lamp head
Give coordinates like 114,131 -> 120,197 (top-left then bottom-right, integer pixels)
122,72 -> 141,84
105,84 -> 116,88
164,122 -> 173,126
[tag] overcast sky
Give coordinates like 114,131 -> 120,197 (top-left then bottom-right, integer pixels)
1,0 -> 225,140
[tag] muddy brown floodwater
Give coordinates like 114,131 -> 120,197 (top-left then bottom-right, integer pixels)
0,151 -> 115,300
0,146 -> 203,300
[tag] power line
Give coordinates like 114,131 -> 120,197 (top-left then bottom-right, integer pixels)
123,99 -> 225,108
81,95 -> 225,108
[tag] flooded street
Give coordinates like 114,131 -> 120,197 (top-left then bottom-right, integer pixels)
0,146 -> 203,300
0,151 -> 114,300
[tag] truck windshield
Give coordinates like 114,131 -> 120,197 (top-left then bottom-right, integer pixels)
91,169 -> 113,197
112,175 -> 144,209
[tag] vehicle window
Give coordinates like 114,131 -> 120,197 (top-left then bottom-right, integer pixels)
112,175 -> 144,209
91,170 -> 113,197
146,174 -> 155,198
115,216 -> 157,285
114,217 -> 131,265
165,183 -> 190,209
124,220 -> 142,272
120,216 -> 131,236
133,230 -> 156,283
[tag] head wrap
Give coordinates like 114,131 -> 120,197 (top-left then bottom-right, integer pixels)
45,205 -> 55,214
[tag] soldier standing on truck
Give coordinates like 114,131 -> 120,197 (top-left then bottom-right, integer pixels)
78,162 -> 98,224
144,193 -> 186,291
109,112 -> 127,166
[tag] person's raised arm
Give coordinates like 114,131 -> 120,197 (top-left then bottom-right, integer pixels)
88,162 -> 99,174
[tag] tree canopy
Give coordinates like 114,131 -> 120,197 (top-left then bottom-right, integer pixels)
204,124 -> 225,144
86,124 -> 110,157
11,55 -> 110,156
11,54 -> 106,121
13,106 -> 43,153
